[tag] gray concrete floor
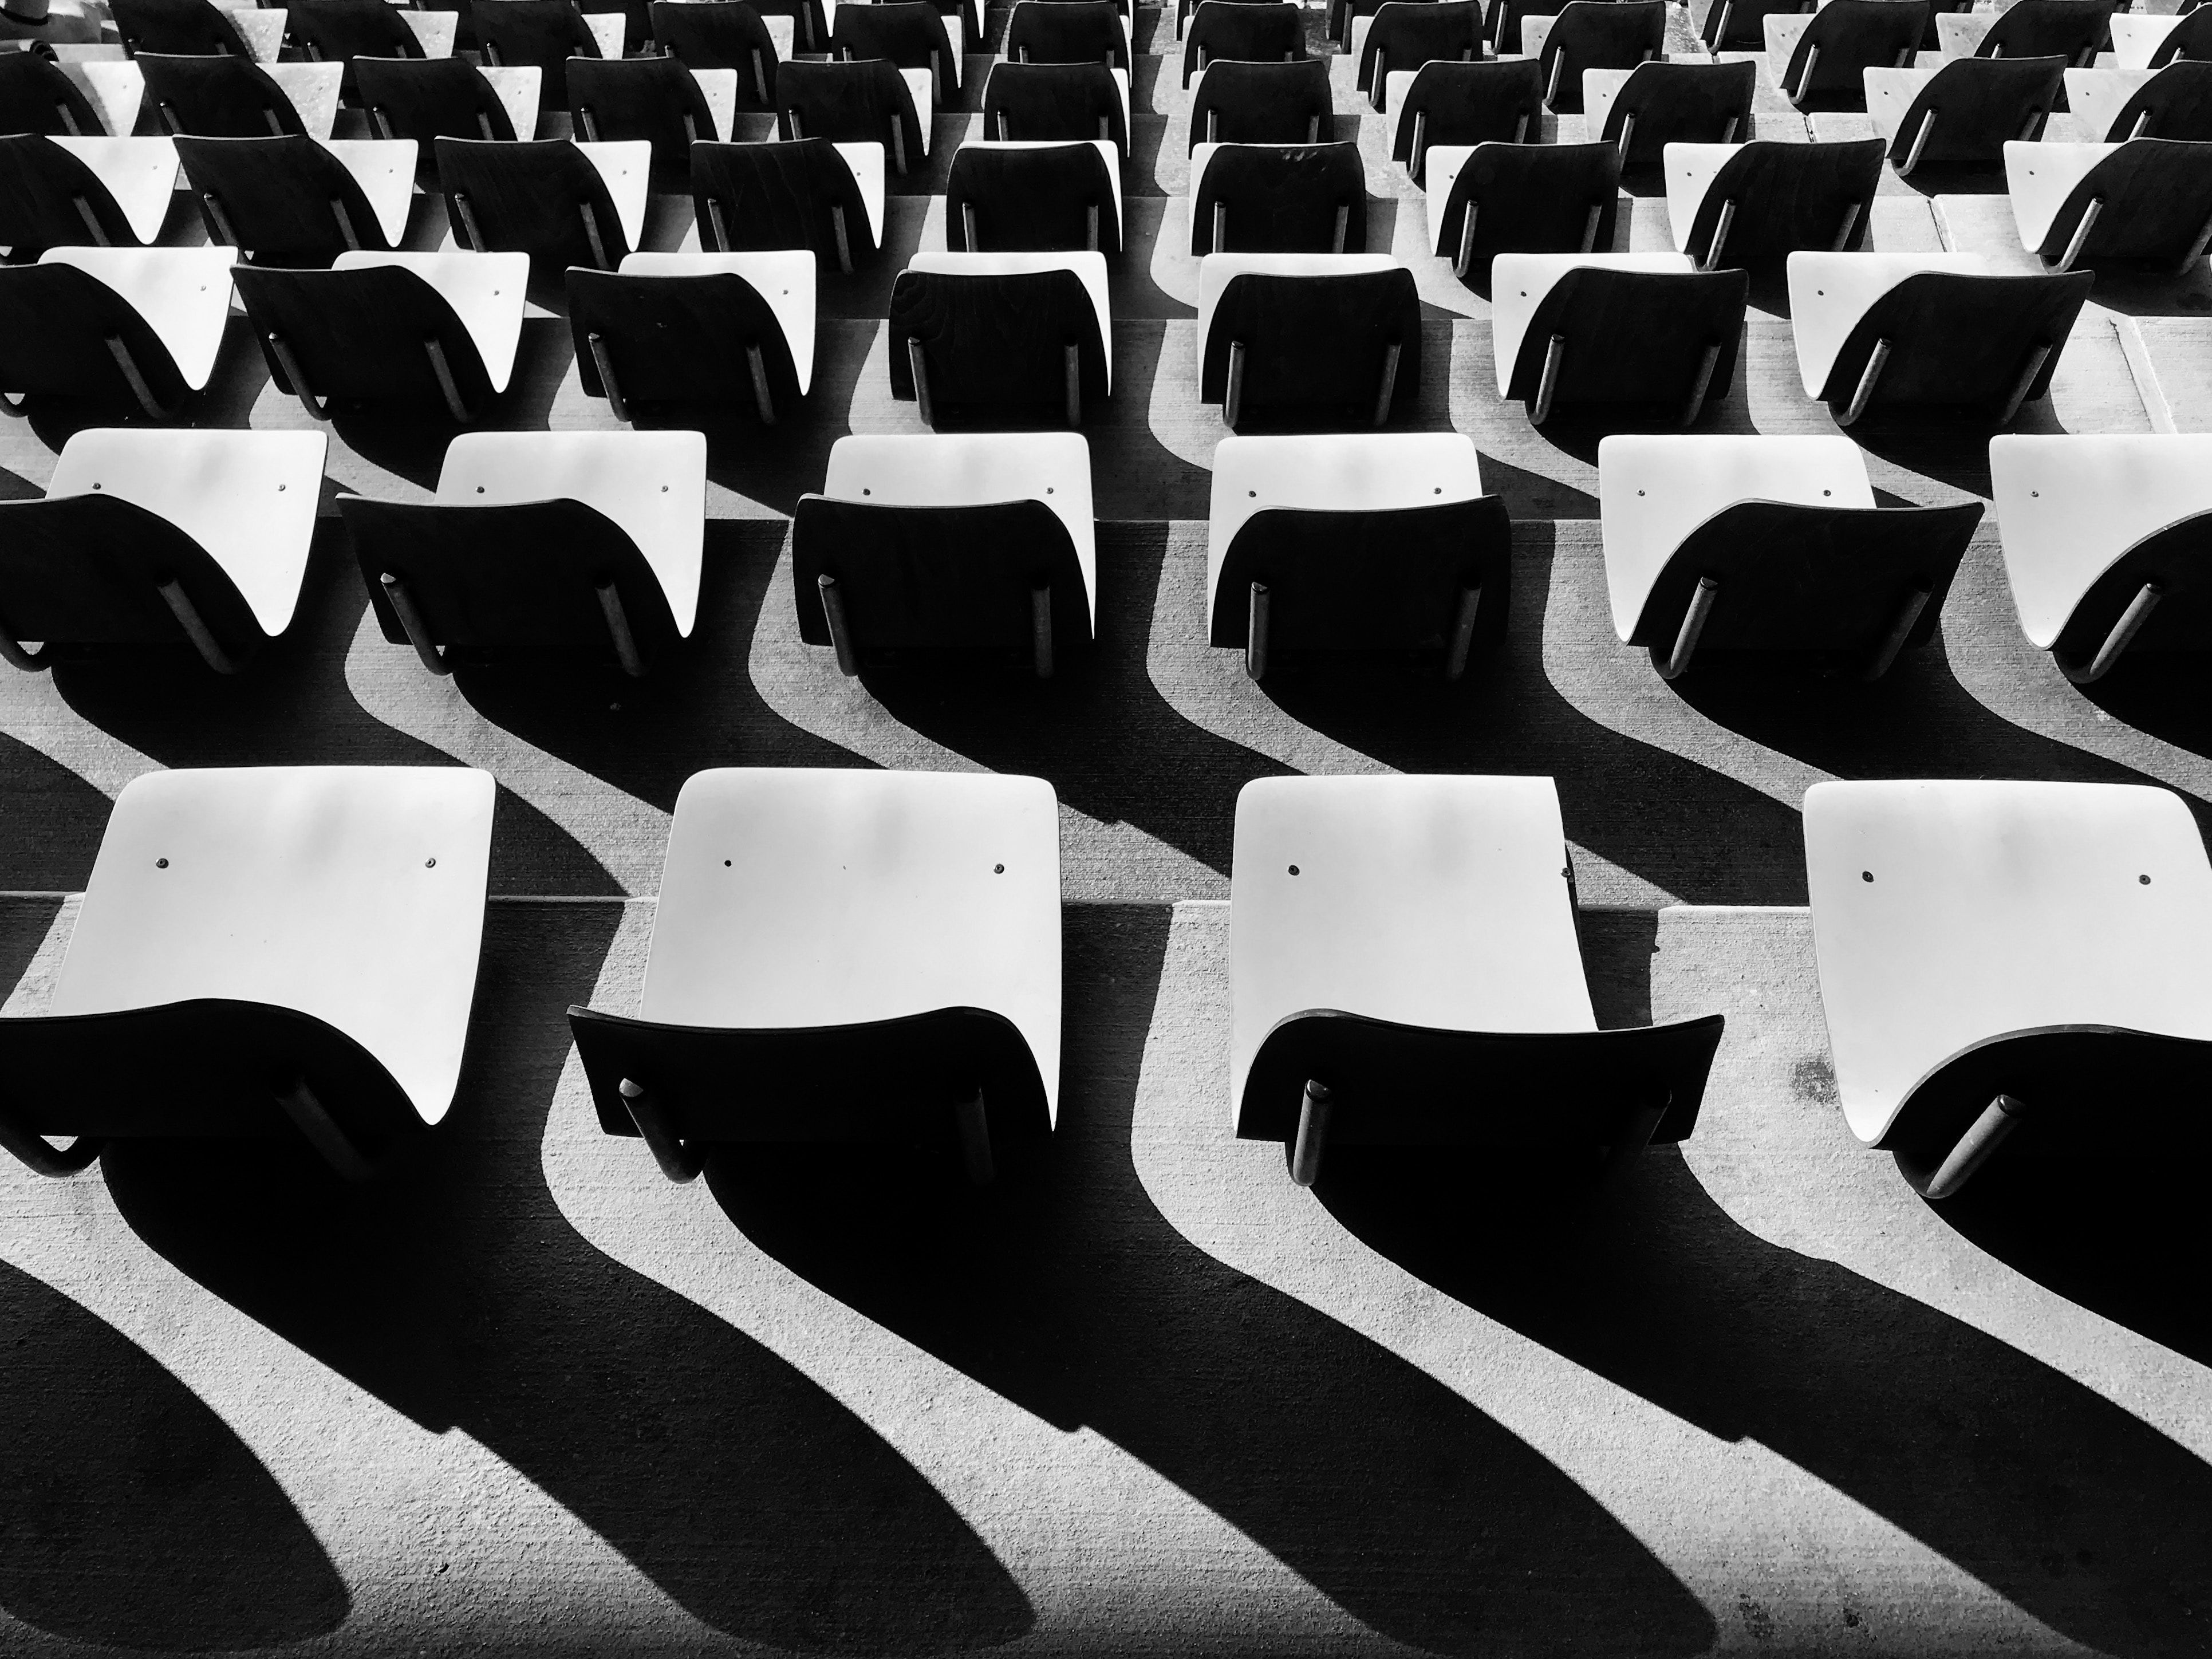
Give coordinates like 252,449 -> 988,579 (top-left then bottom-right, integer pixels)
0,1 -> 2208,1654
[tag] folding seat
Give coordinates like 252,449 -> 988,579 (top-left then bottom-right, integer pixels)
0,244 -> 235,419
833,0 -> 963,108
569,767 -> 1060,1184
1584,58 -> 1755,167
778,57 -> 930,175
650,0 -> 786,108
0,765 -> 495,1182
1934,0 -> 2112,67
889,250 -> 1110,426
792,431 -> 1094,676
0,427 -> 326,675
2065,60 -> 2212,144
139,50 -> 345,140
566,54 -> 734,176
1206,432 -> 1507,679
1182,0 -> 1302,89
1010,0 -> 1131,70
1766,0 -> 1926,110
1230,774 -> 1725,1187
1701,0 -> 1807,50
1803,778 -> 2212,1198
356,54 -> 542,144
1390,56 -> 1539,180
435,136 -> 647,269
567,249 -> 814,421
947,139 -> 1121,252
1989,434 -> 2212,683
0,132 -> 178,250
983,60 -> 1129,149
1523,0 -> 1664,114
1426,140 -> 1620,278
1197,253 -> 1418,429
113,0 -> 286,61
1598,434 -> 1980,680
1187,56 -> 1326,149
471,0 -> 622,107
1491,252 -> 1745,424
2005,136 -> 2212,272
175,133 -> 414,263
1664,137 -> 1883,267
231,249 -> 529,421
1864,55 -> 2062,174
283,0 -> 454,105
1353,1 -> 1480,116
1784,251 -> 2091,426
1189,140 -> 1364,254
2106,6 -> 2212,72
692,136 -> 883,269
0,46 -> 143,140
336,430 -> 702,676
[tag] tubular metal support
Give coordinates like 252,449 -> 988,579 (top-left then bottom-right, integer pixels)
423,336 -> 471,421
890,114 -> 906,175
72,192 -> 109,245
579,200 -> 610,270
1832,198 -> 1861,251
621,1077 -> 702,1181
1373,339 -> 1399,427
1898,109 -> 1935,176
2064,580 -> 2162,683
1616,109 -> 1635,163
1412,108 -> 1428,178
751,45 -> 768,102
1455,201 -> 1478,276
1245,579 -> 1269,679
706,196 -> 729,251
1925,1093 -> 2024,1200
156,576 -> 240,673
1087,202 -> 1099,250
329,195 -> 361,251
1224,338 -> 1247,428
596,578 -> 646,677
1997,342 -> 2052,427
1862,581 -> 1933,680
1332,202 -> 1349,254
1290,1078 -> 1332,1186
1597,1100 -> 1668,1183
273,1071 -> 377,1181
954,1091 -> 994,1185
1444,583 -> 1481,680
1064,342 -> 1081,427
746,341 -> 776,424
1031,584 -> 1054,679
102,334 -> 165,419
2054,195 -> 2101,272
1840,337 -> 1891,427
2178,206 -> 2212,274
586,330 -> 629,421
1211,199 -> 1227,253
1532,332 -> 1566,424
453,189 -> 483,250
269,332 -> 326,417
1682,340 -> 1720,426
961,200 -> 978,250
1580,198 -> 1603,253
1658,576 -> 1720,680
380,571 -> 452,675
908,337 -> 934,425
1793,42 -> 1819,101
1701,198 -> 1735,270
818,572 -> 859,675
831,202 -> 852,272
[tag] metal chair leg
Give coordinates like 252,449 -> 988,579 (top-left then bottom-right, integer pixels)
380,572 -> 452,675
1455,202 -> 1478,277
155,576 -> 240,673
423,337 -> 472,421
954,1091 -> 993,1185
1863,581 -> 1933,680
102,335 -> 167,419
1064,344 -> 1081,427
1031,584 -> 1054,679
2063,581 -> 2162,684
2053,195 -> 2101,272
818,572 -> 859,675
1245,579 -> 1269,679
1224,338 -> 1247,428
908,337 -> 934,425
1925,1093 -> 2024,1200
746,341 -> 776,425
620,1077 -> 702,1181
273,1071 -> 377,1181
1839,338 -> 1891,427
586,331 -> 630,421
1373,340 -> 1399,426
1532,332 -> 1566,424
1682,340 -> 1721,426
1444,582 -> 1481,679
72,192 -> 110,245
831,202 -> 853,273
1897,109 -> 1935,177
1997,342 -> 2052,427
1290,1078 -> 1331,1186
1657,576 -> 1720,680
596,578 -> 646,676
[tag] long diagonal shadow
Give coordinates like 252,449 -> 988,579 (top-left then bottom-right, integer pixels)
98,901 -> 1031,1654
707,905 -> 1718,1658
1316,1150 -> 2212,1658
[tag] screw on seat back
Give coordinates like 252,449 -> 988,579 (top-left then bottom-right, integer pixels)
435,135 -> 632,266
1193,141 -> 1365,254
0,52 -> 107,137
140,52 -> 308,136
947,142 -> 1120,250
0,133 -> 145,250
691,136 -> 878,258
175,132 -> 393,263
356,55 -> 521,142
1201,267 -> 1421,427
1186,54 -> 1329,148
471,0 -> 601,105
649,0 -> 780,105
1391,57 -> 1539,170
567,54 -> 718,171
1539,0 -> 1665,112
112,0 -> 258,56
888,266 -> 1107,423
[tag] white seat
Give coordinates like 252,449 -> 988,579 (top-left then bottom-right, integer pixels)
48,136 -> 179,247
2004,139 -> 2129,250
2107,11 -> 2178,70
688,65 -> 739,141
332,249 -> 529,395
640,768 -> 1063,1122
1931,9 -> 1991,57
1989,433 -> 2212,649
1596,434 -> 1872,642
1863,62 -> 1942,142
963,137 -> 1123,238
904,250 -> 1113,392
482,64 -> 543,141
39,244 -> 237,393
584,9 -> 627,57
565,138 -> 651,254
435,429 -> 707,636
50,765 -> 496,1126
1661,140 -> 1740,253
42,428 -> 329,638
617,250 -> 817,397
262,60 -> 346,140
399,7 -> 459,55
57,60 -> 145,139
833,138 -> 888,245
1206,432 -> 1482,616
2063,66 -> 2158,144
1489,251 -> 1694,398
324,137 -> 417,246
227,5 -> 289,61
1422,143 -> 1477,255
1783,250 -> 1987,398
819,432 -> 1097,628
1582,63 -> 1634,134
1804,778 -> 2212,1145
1197,251 -> 1402,386
902,65 -> 936,154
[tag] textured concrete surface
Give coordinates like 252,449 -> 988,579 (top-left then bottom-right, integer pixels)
0,0 -> 2209,1652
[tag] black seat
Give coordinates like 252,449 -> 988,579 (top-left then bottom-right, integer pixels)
778,56 -> 928,171
437,135 -> 634,267
284,0 -> 425,102
1007,0 -> 1130,67
1971,0 -> 2115,65
832,1 -> 960,107
947,141 -> 1121,251
1391,57 -> 1540,179
2101,59 -> 2212,142
1182,0 -> 1304,87
356,54 -> 522,141
140,52 -> 308,136
0,49 -> 111,136
1538,0 -> 1665,112
982,60 -> 1127,147
175,132 -> 403,262
1433,141 -> 1619,281
1500,265 -> 1746,424
112,0 -> 260,56
1192,141 -> 1365,254
1201,266 -> 1421,430
1676,137 -> 1883,267
649,0 -> 780,106
692,137 -> 878,268
567,53 -> 718,173
1879,55 -> 2061,172
1356,1 -> 1480,111
1594,59 -> 1754,167
889,264 -> 1109,427
1187,56 -> 1328,147
472,0 -> 602,106
567,261 -> 809,422
1775,0 -> 1927,110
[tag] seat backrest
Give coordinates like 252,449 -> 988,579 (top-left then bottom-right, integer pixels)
1007,0 -> 1129,67
286,0 -> 425,62
1188,55 -> 1329,148
1358,1 -> 1481,91
175,132 -> 389,261
1678,137 -> 1884,261
231,259 -> 500,411
1816,267 -> 2092,404
356,54 -> 521,141
140,52 -> 307,137
1199,262 -> 1421,419
566,260 -> 809,410
1193,141 -> 1366,254
1441,140 -> 1620,281
435,135 -> 631,265
690,135 -> 876,257
1391,57 -> 1538,159
0,255 -> 196,407
0,133 -> 145,249
2150,5 -> 2212,66
888,263 -> 1109,415
1980,0 -> 2116,63
947,141 -> 1118,250
1484,0 -> 1563,53
472,0 -> 600,103
650,0 -> 779,106
1698,0 -> 1805,48
1787,0 -> 1929,97
1598,59 -> 1756,161
1185,0 -> 1305,64
778,54 -> 925,150
1543,0 -> 1665,70
0,51 -> 109,137
833,0 -> 956,94
2106,57 -> 2212,141
567,54 -> 716,168
112,0 -> 257,57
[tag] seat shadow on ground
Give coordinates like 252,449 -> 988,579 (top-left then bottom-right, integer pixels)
98,901 -> 1032,1655
707,904 -> 1718,1659
1315,1145 -> 2212,1658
